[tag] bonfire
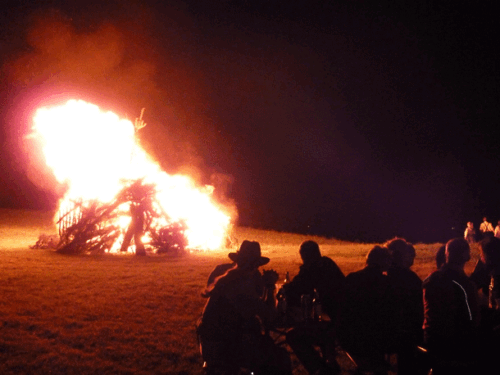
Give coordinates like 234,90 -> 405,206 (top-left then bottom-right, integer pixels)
31,100 -> 233,255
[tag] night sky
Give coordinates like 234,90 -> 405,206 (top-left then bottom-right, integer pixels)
0,1 -> 498,243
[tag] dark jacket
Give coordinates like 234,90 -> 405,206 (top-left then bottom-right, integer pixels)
422,265 -> 479,357
199,267 -> 271,341
338,265 -> 395,355
206,262 -> 236,288
387,266 -> 423,344
286,256 -> 345,321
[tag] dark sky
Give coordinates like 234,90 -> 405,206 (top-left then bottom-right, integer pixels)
0,1 -> 498,243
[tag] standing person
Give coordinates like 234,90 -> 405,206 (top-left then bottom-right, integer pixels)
197,240 -> 291,374
475,236 -> 500,372
422,238 -> 480,375
479,236 -> 500,310
494,220 -> 500,239
471,236 -> 500,312
464,221 -> 476,244
285,240 -> 345,375
338,246 -> 394,375
385,238 -> 423,375
480,217 -> 494,238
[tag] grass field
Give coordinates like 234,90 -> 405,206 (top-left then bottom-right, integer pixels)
0,209 -> 480,374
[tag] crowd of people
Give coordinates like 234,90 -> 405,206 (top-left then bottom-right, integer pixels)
464,216 -> 500,244
196,236 -> 500,375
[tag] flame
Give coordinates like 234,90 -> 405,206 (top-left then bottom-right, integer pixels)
32,99 -> 231,251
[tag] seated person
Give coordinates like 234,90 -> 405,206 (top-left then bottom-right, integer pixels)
206,261 -> 236,289
197,240 -> 291,375
203,251 -> 264,299
285,240 -> 345,375
422,238 -> 479,375
284,240 -> 346,323
385,238 -> 423,375
338,246 -> 394,375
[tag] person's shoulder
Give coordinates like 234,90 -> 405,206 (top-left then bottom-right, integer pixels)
388,267 -> 422,284
321,256 -> 346,278
403,267 -> 422,280
410,269 -> 423,283
424,267 -> 468,288
321,256 -> 342,268
207,262 -> 235,282
423,268 -> 444,286
345,268 -> 364,281
405,269 -> 423,289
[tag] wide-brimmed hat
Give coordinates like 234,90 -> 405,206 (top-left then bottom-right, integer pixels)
228,240 -> 269,268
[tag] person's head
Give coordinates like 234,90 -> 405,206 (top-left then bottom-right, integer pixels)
467,221 -> 474,229
228,240 -> 269,271
366,245 -> 391,271
483,217 -> 488,222
479,236 -> 500,271
385,237 -> 415,268
299,240 -> 322,267
435,245 -> 446,269
445,238 -> 471,267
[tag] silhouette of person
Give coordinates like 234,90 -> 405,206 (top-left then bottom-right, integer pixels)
480,217 -> 494,238
285,240 -> 345,375
464,221 -> 476,244
471,236 -> 500,311
422,238 -> 480,375
479,236 -> 500,310
338,245 -> 394,375
474,236 -> 500,372
203,256 -> 263,299
385,238 -> 423,375
205,262 -> 236,289
494,220 -> 500,239
197,240 -> 291,374
435,245 -> 446,269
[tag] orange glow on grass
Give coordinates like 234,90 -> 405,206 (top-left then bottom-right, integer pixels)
32,99 -> 231,251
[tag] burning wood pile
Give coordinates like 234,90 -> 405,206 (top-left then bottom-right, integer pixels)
30,99 -> 232,254
56,179 -> 188,255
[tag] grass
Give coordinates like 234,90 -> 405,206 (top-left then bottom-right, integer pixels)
0,209 -> 481,374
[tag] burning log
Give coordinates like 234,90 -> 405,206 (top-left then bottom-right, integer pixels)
30,234 -> 60,249
149,221 -> 188,255
57,199 -> 123,255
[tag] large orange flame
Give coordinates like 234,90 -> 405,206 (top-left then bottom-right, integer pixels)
32,99 -> 232,251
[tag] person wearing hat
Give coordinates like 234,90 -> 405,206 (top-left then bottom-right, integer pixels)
197,240 -> 291,374
203,242 -> 266,298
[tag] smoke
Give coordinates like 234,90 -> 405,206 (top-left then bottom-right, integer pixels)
1,3 -> 237,210
3,8 -> 158,112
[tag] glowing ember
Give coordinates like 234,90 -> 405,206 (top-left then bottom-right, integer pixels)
32,99 -> 231,252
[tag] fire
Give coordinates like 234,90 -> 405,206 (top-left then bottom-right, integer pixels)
32,99 -> 232,252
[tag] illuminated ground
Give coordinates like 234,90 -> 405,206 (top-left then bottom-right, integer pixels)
1,208 -> 478,374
